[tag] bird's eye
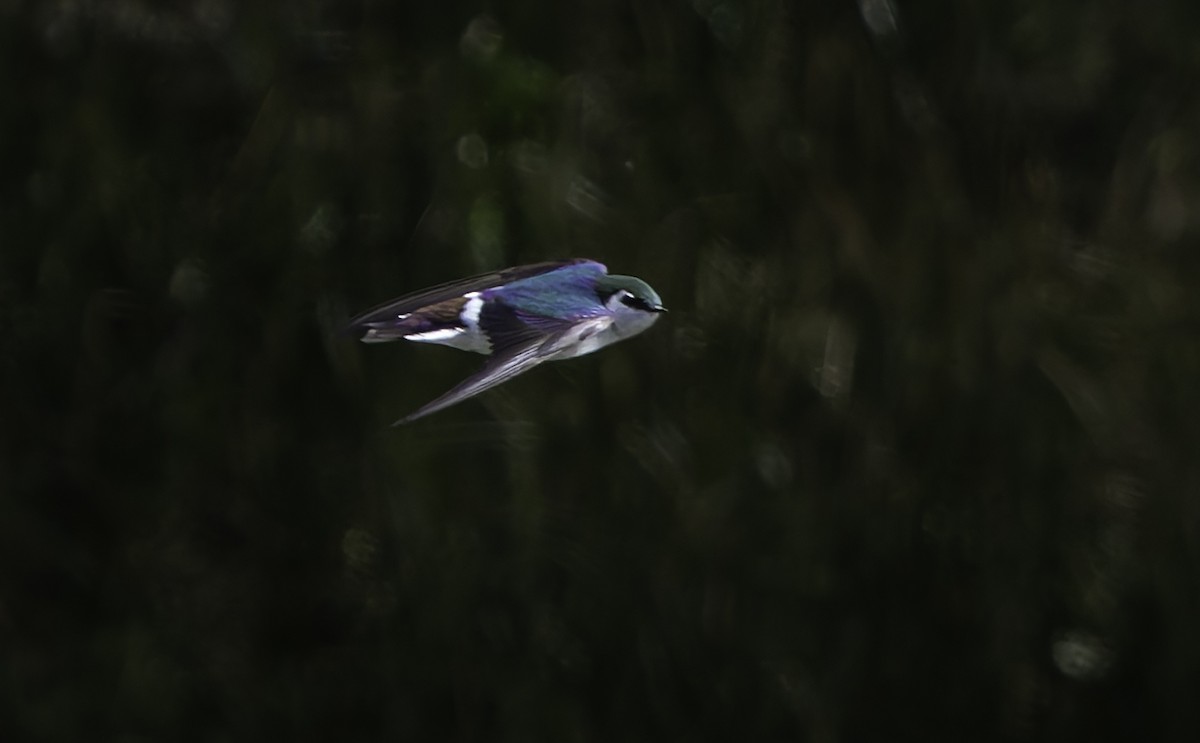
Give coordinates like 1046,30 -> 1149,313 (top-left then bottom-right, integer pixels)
620,294 -> 652,311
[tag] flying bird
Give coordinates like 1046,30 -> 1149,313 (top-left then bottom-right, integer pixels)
348,259 -> 666,424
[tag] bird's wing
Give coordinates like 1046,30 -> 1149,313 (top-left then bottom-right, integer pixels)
393,303 -> 610,424
348,259 -> 603,329
393,338 -> 554,424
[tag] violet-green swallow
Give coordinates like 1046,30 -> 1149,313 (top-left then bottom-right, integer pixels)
349,258 -> 667,424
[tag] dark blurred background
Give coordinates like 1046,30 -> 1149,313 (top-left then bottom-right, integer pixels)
3,0 -> 1199,740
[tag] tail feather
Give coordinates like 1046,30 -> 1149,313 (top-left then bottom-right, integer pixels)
348,295 -> 471,343
349,314 -> 466,344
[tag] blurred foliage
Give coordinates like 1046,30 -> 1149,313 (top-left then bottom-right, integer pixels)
3,0 -> 1200,740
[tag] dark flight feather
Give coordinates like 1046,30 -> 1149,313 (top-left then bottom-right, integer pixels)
392,336 -> 562,424
391,302 -> 579,422
477,297 -> 579,350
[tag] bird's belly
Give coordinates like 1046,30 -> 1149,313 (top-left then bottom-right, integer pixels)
546,320 -> 626,361
548,313 -> 660,361
550,332 -> 617,360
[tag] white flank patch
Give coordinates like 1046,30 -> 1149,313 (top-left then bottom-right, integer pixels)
403,292 -> 491,354
456,293 -> 492,353
461,292 -> 483,326
406,328 -> 466,345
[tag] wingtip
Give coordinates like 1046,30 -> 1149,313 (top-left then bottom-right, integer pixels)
391,407 -> 432,426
